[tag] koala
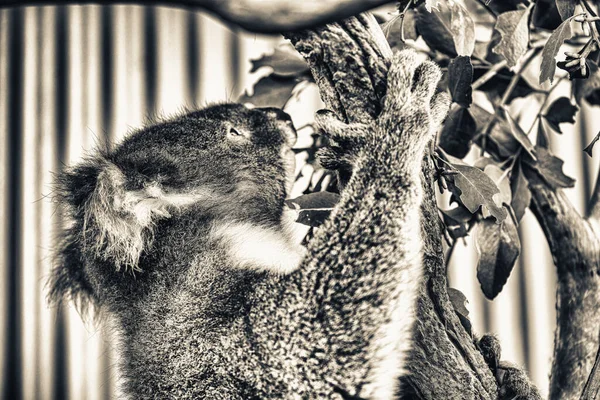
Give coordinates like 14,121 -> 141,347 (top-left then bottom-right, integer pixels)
50,50 -> 450,399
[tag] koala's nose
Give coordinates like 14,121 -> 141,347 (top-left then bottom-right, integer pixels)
258,107 -> 297,147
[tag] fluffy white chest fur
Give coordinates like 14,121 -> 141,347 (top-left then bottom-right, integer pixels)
210,218 -> 306,274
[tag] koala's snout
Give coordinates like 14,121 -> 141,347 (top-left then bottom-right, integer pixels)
258,107 -> 297,147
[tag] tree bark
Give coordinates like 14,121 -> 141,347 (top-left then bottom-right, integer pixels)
0,0 -> 395,33
286,14 -> 498,399
528,171 -> 600,400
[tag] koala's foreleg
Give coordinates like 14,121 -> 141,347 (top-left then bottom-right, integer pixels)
251,50 -> 450,399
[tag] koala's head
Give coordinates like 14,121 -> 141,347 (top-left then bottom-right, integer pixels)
50,103 -> 298,309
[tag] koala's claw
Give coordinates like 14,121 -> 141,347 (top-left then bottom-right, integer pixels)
476,335 -> 542,400
497,362 -> 542,400
317,51 -> 450,171
378,50 -> 449,150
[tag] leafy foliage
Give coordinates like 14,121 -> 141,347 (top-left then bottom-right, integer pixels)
439,106 -> 477,158
556,0 -> 577,20
492,5 -> 532,68
240,44 -> 312,108
286,192 -> 340,227
448,56 -> 473,106
543,97 -> 579,133
523,147 -> 576,189
444,160 -> 507,222
476,216 -> 521,299
540,16 -> 575,84
241,0 -> 598,300
415,2 -> 475,57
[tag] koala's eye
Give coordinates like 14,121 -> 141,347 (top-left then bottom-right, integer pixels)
229,127 -> 242,136
226,124 -> 250,142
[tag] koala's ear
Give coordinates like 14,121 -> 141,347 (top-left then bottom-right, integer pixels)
48,229 -> 97,312
57,160 -> 201,273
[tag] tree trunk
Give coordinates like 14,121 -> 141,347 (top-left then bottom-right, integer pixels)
286,14 -> 498,399
528,172 -> 600,400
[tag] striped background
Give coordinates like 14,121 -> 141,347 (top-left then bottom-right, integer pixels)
0,5 -> 598,399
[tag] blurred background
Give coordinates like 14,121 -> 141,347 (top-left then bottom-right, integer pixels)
0,4 -> 598,399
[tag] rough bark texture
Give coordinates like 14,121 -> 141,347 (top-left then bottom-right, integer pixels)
286,14 -> 498,399
581,341 -> 600,400
528,171 -> 600,400
0,0 -> 395,33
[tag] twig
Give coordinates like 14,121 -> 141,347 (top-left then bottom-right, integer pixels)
472,59 -> 508,90
475,0 -> 497,17
525,75 -> 569,136
398,0 -> 413,43
589,161 -> 600,221
500,47 -> 541,106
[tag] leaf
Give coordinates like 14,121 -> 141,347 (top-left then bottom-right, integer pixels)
447,163 -> 508,222
492,6 -> 532,68
556,0 -> 577,20
537,118 -> 550,148
239,75 -> 300,108
472,65 -> 537,101
476,215 -> 521,299
416,2 -> 475,57
285,192 -> 341,228
584,131 -> 600,157
574,61 -> 600,106
416,5 -> 458,57
441,206 -> 472,239
384,10 -> 419,51
471,105 -> 520,158
448,287 -> 472,335
439,106 -> 477,158
448,56 -> 473,107
510,162 -> 531,222
532,0 -> 563,30
285,191 -> 340,209
484,165 -> 512,206
487,0 -> 529,14
447,1 -> 476,56
502,108 -> 537,160
539,17 -> 574,84
425,0 -> 443,12
523,147 -> 576,188
250,45 -> 309,77
474,156 -> 495,170
543,97 -> 578,133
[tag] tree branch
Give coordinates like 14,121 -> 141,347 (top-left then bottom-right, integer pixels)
526,170 -> 600,400
589,164 -> 600,221
581,334 -> 600,400
0,0 -> 395,33
286,14 -> 498,399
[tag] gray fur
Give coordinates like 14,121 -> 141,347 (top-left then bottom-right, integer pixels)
50,51 -> 450,399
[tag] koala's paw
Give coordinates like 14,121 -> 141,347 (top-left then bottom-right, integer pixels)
378,50 -> 450,151
497,361 -> 542,400
315,109 -> 369,171
476,335 -> 542,400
